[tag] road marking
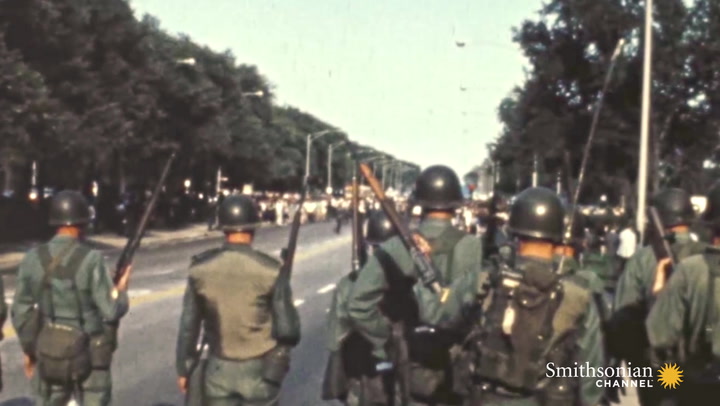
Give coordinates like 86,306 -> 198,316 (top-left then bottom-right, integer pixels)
129,289 -> 152,298
1,235 -> 350,341
293,299 -> 305,307
317,284 -> 336,294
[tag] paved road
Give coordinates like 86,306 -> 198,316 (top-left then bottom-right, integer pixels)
0,222 -> 640,405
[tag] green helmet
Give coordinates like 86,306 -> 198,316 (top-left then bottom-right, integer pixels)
49,190 -> 91,227
414,165 -> 463,210
218,195 -> 260,231
651,188 -> 694,227
366,211 -> 396,245
508,187 -> 564,243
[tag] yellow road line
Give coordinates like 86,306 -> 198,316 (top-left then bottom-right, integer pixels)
2,236 -> 350,340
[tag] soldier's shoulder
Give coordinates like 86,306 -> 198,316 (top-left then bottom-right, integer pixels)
677,252 -> 710,272
560,273 -> 593,299
571,269 -> 604,293
248,249 -> 282,269
190,247 -> 226,267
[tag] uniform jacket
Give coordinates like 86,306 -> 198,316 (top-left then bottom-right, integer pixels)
11,235 -> 129,352
646,247 -> 720,355
414,255 -> 605,406
176,243 -> 300,377
347,218 -> 482,359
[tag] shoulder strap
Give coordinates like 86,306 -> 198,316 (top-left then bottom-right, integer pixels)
59,245 -> 93,328
36,242 -> 77,323
374,248 -> 408,290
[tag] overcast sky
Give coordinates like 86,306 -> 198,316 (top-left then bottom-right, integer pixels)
131,0 -> 539,177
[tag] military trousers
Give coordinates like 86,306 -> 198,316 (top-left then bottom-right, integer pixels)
202,355 -> 281,406
33,368 -> 112,406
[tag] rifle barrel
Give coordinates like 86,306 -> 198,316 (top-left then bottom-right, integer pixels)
114,152 -> 176,283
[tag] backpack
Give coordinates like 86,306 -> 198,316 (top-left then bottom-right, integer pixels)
34,242 -> 93,388
470,259 -> 590,404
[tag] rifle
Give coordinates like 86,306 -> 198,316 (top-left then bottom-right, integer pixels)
350,162 -> 365,277
114,152 -> 176,284
271,181 -> 305,348
358,163 -> 443,294
647,206 -> 676,279
482,194 -> 500,261
559,38 -> 624,272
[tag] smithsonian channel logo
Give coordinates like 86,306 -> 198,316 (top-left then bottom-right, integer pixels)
546,362 -> 684,389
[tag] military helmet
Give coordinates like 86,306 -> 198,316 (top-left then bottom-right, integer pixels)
414,165 -> 463,210
366,211 -> 397,245
651,188 -> 694,227
218,195 -> 260,231
49,190 -> 91,226
508,187 -> 565,243
704,181 -> 720,227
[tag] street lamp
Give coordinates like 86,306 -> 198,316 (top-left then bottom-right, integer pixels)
176,57 -> 196,66
241,90 -> 265,98
327,141 -> 348,194
305,129 -> 340,185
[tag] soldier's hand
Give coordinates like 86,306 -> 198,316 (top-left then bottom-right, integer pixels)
177,376 -> 188,394
652,257 -> 672,295
23,354 -> 34,380
116,264 -> 133,292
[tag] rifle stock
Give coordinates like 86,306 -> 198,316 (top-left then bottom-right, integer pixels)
358,163 -> 442,294
647,206 -> 676,272
114,152 -> 176,284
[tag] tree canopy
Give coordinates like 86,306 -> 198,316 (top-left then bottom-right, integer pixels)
492,0 -> 720,207
0,0 -> 412,195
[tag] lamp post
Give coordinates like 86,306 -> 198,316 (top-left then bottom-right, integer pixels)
327,141 -> 348,194
637,0 -> 654,238
306,130 -> 339,186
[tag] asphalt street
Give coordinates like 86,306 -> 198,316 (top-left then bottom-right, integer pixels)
0,221 -> 640,406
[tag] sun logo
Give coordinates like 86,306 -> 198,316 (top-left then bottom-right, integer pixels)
657,363 -> 684,389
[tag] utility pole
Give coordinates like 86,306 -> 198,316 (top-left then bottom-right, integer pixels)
637,0 -> 654,238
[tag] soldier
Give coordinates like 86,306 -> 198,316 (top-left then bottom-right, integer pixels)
12,190 -> 131,406
176,195 -> 300,405
324,210 -> 399,405
646,181 -> 720,404
347,165 -> 482,406
413,187 -> 604,406
555,207 -> 620,405
612,188 -> 706,406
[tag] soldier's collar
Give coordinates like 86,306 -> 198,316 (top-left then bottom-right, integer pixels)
672,231 -> 691,243
51,235 -> 79,243
420,218 -> 452,227
222,242 -> 254,253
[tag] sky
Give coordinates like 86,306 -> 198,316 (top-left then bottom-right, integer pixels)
130,0 -> 540,177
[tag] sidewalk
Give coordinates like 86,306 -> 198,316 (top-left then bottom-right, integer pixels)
0,223 -> 220,271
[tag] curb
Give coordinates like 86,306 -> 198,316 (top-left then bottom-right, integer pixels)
0,231 -> 222,276
0,222 -> 293,275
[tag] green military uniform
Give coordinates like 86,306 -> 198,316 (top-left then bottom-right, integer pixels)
414,255 -> 605,406
176,243 -> 300,406
646,249 -> 720,403
347,218 -> 482,405
583,251 -> 617,292
12,235 -> 129,406
613,232 -> 705,405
